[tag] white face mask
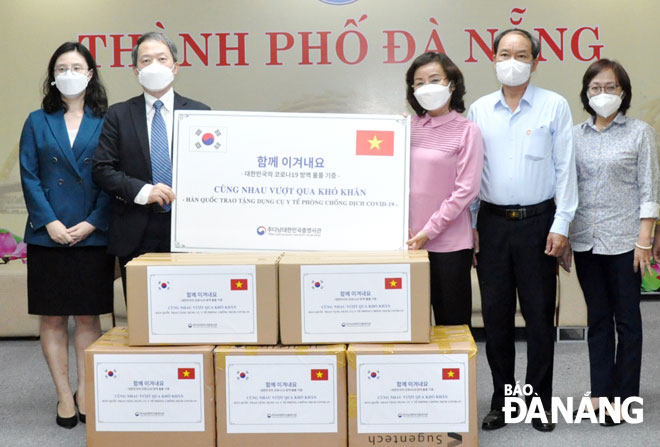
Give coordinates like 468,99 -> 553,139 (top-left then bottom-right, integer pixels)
52,71 -> 89,98
137,62 -> 175,92
588,93 -> 622,119
414,83 -> 452,112
495,58 -> 532,87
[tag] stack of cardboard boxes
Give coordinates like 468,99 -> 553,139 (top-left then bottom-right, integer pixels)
85,250 -> 478,447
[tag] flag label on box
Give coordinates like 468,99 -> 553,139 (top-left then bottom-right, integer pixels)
178,367 -> 196,379
93,353 -> 205,432
356,353 -> 469,433
147,265 -> 257,343
311,368 -> 329,380
225,355 -> 338,433
300,264 -> 411,342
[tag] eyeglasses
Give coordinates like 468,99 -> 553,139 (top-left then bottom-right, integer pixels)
54,65 -> 89,75
413,77 -> 448,90
588,84 -> 620,95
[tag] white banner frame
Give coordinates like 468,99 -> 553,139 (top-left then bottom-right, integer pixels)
171,111 -> 410,252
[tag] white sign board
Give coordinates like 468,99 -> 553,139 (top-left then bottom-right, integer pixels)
172,111 -> 410,252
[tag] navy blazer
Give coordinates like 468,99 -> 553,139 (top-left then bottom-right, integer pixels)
19,107 -> 111,247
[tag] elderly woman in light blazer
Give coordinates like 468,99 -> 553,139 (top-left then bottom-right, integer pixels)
20,42 -> 113,429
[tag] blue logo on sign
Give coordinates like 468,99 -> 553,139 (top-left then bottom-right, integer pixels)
256,226 -> 266,235
320,0 -> 358,4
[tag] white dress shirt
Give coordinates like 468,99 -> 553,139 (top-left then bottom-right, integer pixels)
67,128 -> 78,148
467,84 -> 578,236
134,88 -> 175,205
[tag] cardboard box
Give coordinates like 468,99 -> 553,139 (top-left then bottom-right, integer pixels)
126,252 -> 280,346
347,325 -> 478,447
279,250 -> 430,344
215,344 -> 347,447
85,327 -> 216,447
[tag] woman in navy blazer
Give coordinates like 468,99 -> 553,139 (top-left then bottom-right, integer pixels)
19,42 -> 112,429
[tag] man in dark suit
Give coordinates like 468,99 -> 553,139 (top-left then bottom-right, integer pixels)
93,32 -> 210,291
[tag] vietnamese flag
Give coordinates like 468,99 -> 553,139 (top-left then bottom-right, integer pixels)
311,369 -> 329,381
385,277 -> 402,289
230,279 -> 248,291
178,368 -> 196,379
356,130 -> 394,156
442,368 -> 460,380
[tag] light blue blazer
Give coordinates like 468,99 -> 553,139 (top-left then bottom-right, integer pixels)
19,107 -> 110,247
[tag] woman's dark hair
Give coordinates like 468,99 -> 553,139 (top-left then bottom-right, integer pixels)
405,52 -> 466,116
580,58 -> 632,117
42,42 -> 108,116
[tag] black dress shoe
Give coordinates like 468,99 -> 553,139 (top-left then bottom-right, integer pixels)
600,414 -> 623,427
56,402 -> 78,429
532,411 -> 555,432
482,409 -> 506,430
74,392 -> 86,424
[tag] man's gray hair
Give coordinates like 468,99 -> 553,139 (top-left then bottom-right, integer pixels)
493,28 -> 540,60
131,32 -> 178,66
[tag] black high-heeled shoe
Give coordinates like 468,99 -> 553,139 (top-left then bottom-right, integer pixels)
56,402 -> 78,429
74,392 -> 86,424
